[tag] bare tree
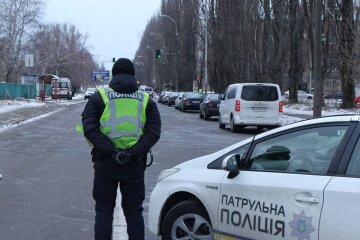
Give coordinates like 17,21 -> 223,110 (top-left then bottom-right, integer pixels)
0,0 -> 43,83
28,23 -> 96,88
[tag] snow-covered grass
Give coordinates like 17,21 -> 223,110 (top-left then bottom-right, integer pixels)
283,99 -> 360,116
0,93 -> 86,114
0,99 -> 45,114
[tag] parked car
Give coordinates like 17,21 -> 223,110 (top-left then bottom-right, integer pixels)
84,87 -> 97,100
144,87 -> 154,97
324,91 -> 342,100
158,91 -> 167,103
199,93 -> 220,120
175,92 -> 185,110
219,83 -> 282,132
178,92 -> 204,112
354,96 -> 360,107
148,115 -> 360,240
284,90 -> 313,101
167,92 -> 180,106
162,92 -> 172,104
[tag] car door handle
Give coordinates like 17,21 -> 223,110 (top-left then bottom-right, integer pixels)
295,196 -> 320,204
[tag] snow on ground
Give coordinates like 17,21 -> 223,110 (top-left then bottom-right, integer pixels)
0,99 -> 46,114
283,99 -> 360,116
0,94 -> 86,114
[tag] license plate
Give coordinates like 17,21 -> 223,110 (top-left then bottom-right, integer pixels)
252,107 -> 267,112
193,101 -> 199,103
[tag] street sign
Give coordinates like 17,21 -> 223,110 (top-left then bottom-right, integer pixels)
91,70 -> 110,81
24,54 -> 34,67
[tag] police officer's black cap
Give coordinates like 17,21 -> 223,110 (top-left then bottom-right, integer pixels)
112,58 -> 135,76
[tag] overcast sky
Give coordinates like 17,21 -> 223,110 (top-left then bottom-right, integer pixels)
43,0 -> 162,70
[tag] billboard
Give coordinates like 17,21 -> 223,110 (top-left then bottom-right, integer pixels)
91,70 -> 110,81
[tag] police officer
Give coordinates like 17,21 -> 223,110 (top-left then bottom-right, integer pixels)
81,58 -> 161,240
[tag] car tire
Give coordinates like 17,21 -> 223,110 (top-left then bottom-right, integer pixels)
199,111 -> 203,118
204,111 -> 209,120
307,96 -> 312,100
162,200 -> 213,240
230,117 -> 239,133
218,114 -> 225,129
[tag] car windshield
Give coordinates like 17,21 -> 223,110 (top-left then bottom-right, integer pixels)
145,88 -> 153,91
241,86 -> 278,101
170,92 -> 179,96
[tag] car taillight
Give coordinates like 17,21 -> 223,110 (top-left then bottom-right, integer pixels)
235,100 -> 240,111
279,101 -> 284,112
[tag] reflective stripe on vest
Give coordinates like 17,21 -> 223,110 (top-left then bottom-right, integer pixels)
98,87 -> 149,149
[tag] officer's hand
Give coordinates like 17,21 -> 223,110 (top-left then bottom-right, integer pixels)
112,150 -> 132,165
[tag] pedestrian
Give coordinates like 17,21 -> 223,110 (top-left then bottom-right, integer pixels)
81,58 -> 161,240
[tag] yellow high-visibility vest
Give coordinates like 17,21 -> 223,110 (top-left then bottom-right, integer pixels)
77,87 -> 149,149
98,87 -> 149,149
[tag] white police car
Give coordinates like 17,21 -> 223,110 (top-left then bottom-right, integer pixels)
148,115 -> 360,240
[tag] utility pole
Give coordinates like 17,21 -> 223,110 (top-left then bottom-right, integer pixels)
313,0 -> 322,118
204,0 -> 208,94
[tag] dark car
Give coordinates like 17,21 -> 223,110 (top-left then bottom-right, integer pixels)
324,91 -> 342,100
167,92 -> 180,106
162,92 -> 172,104
199,93 -> 220,120
158,91 -> 167,103
179,92 -> 204,112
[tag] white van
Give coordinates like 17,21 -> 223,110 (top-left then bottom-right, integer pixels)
139,85 -> 154,97
219,83 -> 283,132
51,78 -> 72,100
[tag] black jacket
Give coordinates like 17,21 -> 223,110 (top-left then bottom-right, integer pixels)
81,74 -> 161,171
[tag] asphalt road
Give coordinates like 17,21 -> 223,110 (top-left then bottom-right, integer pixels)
0,100 -> 258,240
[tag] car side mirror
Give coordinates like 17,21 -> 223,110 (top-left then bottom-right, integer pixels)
222,154 -> 241,179
220,95 -> 225,101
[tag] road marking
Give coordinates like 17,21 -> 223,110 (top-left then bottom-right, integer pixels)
113,188 -> 128,240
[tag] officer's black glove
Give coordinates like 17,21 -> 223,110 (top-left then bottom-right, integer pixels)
112,150 -> 132,166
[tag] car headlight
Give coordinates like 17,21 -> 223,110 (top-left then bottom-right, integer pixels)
157,168 -> 180,182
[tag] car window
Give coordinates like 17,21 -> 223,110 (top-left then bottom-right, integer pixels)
346,137 -> 360,177
247,125 -> 349,174
227,87 -> 236,99
241,85 -> 278,101
208,143 -> 251,169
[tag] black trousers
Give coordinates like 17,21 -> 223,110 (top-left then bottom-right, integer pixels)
93,169 -> 145,240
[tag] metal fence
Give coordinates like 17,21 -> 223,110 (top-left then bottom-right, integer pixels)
0,83 -> 37,100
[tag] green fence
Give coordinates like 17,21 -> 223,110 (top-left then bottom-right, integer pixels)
0,83 -> 37,100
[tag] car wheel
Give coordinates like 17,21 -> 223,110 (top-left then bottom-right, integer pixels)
230,117 -> 238,133
204,111 -> 209,120
162,200 -> 213,240
218,114 -> 225,129
199,111 -> 203,118
307,96 -> 312,100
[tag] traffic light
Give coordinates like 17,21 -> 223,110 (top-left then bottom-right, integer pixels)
112,57 -> 116,63
155,49 -> 161,59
